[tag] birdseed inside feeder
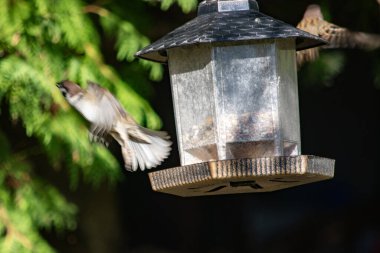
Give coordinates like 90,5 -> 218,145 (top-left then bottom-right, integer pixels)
135,0 -> 335,197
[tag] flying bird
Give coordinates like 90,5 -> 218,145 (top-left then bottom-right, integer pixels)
296,4 -> 380,66
56,80 -> 171,172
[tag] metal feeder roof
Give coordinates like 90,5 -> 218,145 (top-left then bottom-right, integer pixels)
135,0 -> 326,63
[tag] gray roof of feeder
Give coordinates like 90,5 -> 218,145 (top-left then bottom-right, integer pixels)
135,0 -> 326,63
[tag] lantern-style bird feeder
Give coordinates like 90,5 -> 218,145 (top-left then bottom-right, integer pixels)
136,0 -> 335,197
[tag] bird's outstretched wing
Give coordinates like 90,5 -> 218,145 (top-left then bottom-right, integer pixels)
86,81 -> 128,143
87,81 -> 127,119
296,4 -> 380,66
296,17 -> 320,66
318,21 -> 380,50
86,81 -> 152,144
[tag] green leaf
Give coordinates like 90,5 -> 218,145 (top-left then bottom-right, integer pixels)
160,0 -> 197,13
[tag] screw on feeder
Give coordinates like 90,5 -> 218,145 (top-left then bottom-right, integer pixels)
135,0 -> 335,197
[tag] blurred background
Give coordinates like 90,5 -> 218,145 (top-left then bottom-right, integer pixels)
0,0 -> 380,252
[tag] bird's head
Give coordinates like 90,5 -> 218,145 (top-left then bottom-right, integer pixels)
56,80 -> 83,99
303,4 -> 323,19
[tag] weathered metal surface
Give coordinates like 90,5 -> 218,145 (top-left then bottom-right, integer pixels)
198,0 -> 260,15
217,0 -> 250,12
135,0 -> 326,63
168,39 -> 301,166
148,156 -> 335,197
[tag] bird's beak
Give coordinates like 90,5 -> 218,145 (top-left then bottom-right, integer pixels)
56,82 -> 62,88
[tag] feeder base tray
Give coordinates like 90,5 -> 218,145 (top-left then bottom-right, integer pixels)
148,155 -> 334,197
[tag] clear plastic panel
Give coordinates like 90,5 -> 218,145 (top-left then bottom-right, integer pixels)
168,45 -> 218,165
213,41 -> 278,159
168,39 -> 300,165
276,39 -> 301,155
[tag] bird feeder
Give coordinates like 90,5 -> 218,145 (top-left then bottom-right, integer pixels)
135,0 -> 335,197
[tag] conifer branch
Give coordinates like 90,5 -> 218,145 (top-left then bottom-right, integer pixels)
0,206 -> 33,250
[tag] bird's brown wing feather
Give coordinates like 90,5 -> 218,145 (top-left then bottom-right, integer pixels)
319,21 -> 355,48
296,18 -> 320,67
87,81 -> 152,144
86,81 -> 128,142
319,20 -> 380,50
347,31 -> 380,50
87,81 -> 127,117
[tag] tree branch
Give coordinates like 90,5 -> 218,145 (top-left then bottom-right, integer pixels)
0,206 -> 33,250
83,5 -> 110,17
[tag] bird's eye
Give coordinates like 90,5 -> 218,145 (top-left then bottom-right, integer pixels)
59,87 -> 68,97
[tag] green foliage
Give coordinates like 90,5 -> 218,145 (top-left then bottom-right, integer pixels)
96,5 -> 163,81
159,0 -> 198,13
0,131 -> 76,253
0,0 -> 169,251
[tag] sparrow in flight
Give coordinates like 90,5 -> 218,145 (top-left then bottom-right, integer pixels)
296,4 -> 380,66
56,80 -> 171,172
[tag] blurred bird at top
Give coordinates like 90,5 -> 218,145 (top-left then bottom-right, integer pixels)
57,80 -> 171,172
296,4 -> 380,67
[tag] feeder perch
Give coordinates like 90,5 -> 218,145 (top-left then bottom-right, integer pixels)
135,0 -> 335,197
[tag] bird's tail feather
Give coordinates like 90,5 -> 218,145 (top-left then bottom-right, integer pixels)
122,127 -> 171,172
